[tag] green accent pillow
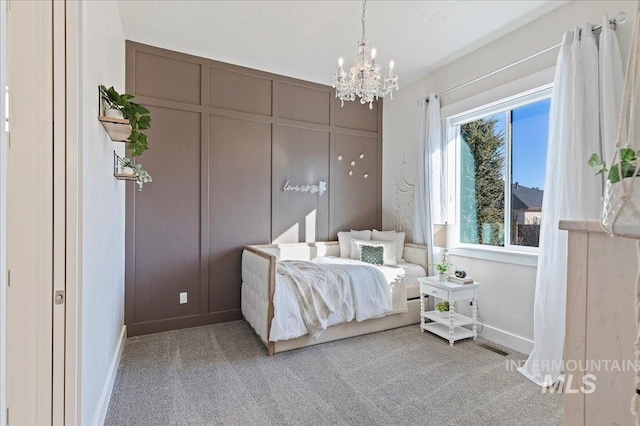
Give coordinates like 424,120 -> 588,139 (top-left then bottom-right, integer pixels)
360,245 -> 384,265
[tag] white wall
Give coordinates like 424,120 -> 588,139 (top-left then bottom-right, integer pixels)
383,0 -> 637,352
81,2 -> 126,425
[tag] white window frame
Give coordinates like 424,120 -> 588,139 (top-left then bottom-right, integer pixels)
445,85 -> 553,259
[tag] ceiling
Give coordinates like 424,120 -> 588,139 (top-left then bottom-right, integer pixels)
118,1 -> 567,87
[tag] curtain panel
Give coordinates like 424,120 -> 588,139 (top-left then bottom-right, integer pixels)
414,94 -> 445,273
519,18 -> 624,387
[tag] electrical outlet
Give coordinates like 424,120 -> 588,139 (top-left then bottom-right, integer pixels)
180,292 -> 188,304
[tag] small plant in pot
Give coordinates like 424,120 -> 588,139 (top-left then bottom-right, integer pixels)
431,261 -> 452,282
589,150 -> 640,184
436,301 -> 450,317
121,158 -> 152,191
100,85 -> 152,157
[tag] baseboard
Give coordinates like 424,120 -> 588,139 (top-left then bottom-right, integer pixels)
478,324 -> 533,355
126,309 -> 242,337
92,325 -> 126,426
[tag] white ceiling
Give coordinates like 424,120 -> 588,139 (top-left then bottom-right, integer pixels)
118,0 -> 567,87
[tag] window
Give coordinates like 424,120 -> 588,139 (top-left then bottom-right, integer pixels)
451,88 -> 551,250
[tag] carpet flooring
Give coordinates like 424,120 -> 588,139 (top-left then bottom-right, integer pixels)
105,321 -> 562,426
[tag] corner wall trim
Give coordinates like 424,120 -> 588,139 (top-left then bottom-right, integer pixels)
478,323 -> 533,355
92,325 -> 126,426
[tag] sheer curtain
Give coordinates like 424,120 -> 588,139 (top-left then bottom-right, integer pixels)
599,14 -> 625,165
519,22 -> 624,387
414,94 -> 445,271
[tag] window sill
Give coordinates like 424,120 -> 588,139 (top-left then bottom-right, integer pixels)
449,246 -> 538,267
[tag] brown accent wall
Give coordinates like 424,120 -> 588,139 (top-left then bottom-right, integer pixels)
125,42 -> 382,336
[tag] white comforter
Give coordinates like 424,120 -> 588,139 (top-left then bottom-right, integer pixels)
269,256 -> 407,341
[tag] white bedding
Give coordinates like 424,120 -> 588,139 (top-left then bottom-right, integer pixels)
398,262 -> 426,287
269,256 -> 407,341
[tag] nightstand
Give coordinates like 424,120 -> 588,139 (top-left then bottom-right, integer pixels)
418,276 -> 480,346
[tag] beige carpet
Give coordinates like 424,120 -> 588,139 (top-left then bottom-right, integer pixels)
105,321 -> 562,426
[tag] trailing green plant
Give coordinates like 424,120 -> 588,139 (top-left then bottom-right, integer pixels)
436,301 -> 450,313
100,85 -> 152,157
430,261 -> 452,274
589,149 -> 640,184
122,158 -> 153,191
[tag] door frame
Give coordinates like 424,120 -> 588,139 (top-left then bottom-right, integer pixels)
61,1 -> 82,424
0,1 -> 7,425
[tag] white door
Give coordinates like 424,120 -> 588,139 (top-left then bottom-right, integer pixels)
5,1 -> 62,424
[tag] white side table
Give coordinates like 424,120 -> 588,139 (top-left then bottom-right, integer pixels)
418,276 -> 480,346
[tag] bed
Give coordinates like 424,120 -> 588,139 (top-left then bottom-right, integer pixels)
241,241 -> 428,355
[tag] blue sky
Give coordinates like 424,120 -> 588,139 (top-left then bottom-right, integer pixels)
511,99 -> 550,189
490,99 -> 550,190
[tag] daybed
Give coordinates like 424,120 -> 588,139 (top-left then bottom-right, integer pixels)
241,240 -> 428,355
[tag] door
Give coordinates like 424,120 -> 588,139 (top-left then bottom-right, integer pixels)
5,1 -> 62,424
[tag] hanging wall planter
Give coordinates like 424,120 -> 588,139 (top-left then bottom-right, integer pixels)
100,85 -> 154,191
113,152 -> 153,191
113,151 -> 137,181
98,85 -> 152,157
99,115 -> 132,142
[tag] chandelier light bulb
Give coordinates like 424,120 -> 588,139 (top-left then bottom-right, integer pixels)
389,60 -> 395,70
338,57 -> 344,67
371,48 -> 377,59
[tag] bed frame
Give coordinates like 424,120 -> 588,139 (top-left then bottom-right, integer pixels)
241,241 -> 428,355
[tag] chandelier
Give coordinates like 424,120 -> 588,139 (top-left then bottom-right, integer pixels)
333,0 -> 399,109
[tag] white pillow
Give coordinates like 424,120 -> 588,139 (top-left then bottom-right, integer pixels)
350,229 -> 372,240
371,230 -> 405,262
350,239 -> 397,265
337,230 -> 372,258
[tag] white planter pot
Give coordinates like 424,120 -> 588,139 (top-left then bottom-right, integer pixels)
602,178 -> 640,238
438,310 -> 449,318
438,273 -> 447,282
120,166 -> 135,176
105,108 -> 124,119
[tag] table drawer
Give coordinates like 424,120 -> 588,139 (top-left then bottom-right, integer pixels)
420,283 -> 449,300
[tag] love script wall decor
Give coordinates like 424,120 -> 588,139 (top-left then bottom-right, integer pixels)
282,180 -> 327,196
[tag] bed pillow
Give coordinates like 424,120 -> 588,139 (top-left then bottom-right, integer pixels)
372,230 -> 405,262
337,230 -> 372,258
359,245 -> 384,265
350,239 -> 397,265
350,229 -> 372,240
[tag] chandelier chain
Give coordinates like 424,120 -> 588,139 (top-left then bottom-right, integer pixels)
361,0 -> 366,40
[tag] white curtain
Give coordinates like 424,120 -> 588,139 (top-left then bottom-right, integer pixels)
519,22 -> 624,387
599,14 -> 625,165
414,94 -> 445,271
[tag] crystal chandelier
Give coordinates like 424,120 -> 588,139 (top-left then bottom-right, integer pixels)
333,0 -> 399,110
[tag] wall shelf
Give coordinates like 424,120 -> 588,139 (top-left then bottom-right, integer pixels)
99,115 -> 132,142
114,172 -> 137,181
113,151 -> 138,181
